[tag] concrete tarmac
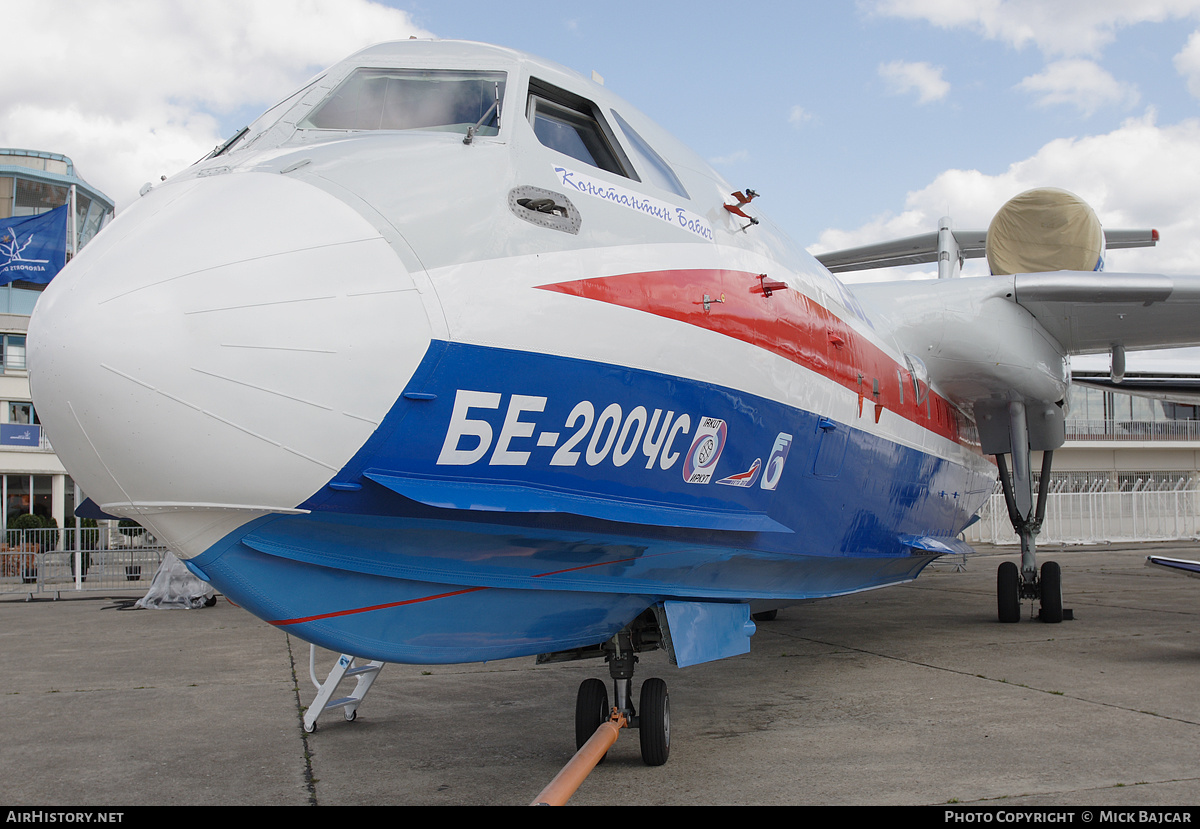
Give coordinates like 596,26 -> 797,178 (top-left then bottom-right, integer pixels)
3,543 -> 1199,806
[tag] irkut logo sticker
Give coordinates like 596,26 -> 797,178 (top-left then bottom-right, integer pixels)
682,417 -> 727,484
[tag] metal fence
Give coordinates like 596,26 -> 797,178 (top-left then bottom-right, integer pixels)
0,526 -> 169,598
7,491 -> 1198,587
1065,419 -> 1200,442
965,488 -> 1200,545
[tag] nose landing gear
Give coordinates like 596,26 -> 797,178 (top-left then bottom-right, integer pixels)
573,633 -> 671,766
547,611 -> 671,767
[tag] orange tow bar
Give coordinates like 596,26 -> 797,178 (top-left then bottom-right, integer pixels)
530,710 -> 628,806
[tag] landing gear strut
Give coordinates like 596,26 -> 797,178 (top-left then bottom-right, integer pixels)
991,400 -> 1068,624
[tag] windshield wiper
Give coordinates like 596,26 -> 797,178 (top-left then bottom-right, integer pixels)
463,82 -> 502,145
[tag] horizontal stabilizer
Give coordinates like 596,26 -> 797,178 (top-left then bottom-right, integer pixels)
815,230 -> 987,273
1106,229 -> 1162,250
363,469 -> 794,534
816,228 -> 1156,274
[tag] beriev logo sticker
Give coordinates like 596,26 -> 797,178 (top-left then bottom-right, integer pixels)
717,457 -> 761,488
760,432 -> 793,490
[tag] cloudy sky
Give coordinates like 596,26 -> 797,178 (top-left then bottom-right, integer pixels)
4,0 -> 1199,288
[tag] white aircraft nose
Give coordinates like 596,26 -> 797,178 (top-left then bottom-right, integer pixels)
29,172 -> 434,556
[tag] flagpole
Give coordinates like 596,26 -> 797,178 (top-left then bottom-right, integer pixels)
69,184 -> 77,259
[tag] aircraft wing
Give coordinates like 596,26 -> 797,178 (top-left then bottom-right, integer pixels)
858,271 -> 1200,356
1070,371 -> 1200,405
853,271 -> 1200,423
1146,556 -> 1200,579
815,229 -> 1158,273
1012,272 -> 1200,355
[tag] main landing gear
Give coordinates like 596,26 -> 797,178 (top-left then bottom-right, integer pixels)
991,400 -> 1070,624
996,558 -> 1063,623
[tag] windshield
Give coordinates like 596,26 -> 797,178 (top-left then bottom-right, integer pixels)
300,69 -> 506,135
611,111 -> 689,198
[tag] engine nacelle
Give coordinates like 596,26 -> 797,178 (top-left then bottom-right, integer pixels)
986,187 -> 1105,275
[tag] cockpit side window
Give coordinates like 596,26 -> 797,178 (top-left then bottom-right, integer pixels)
527,79 -> 634,179
301,69 -> 505,135
610,111 -> 689,199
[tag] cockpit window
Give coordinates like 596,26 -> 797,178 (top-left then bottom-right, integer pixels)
301,69 -> 505,135
611,111 -> 689,199
527,79 -> 632,178
207,72 -> 328,158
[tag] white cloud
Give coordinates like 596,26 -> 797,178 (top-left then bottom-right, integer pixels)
0,0 -> 431,209
811,110 -> 1200,279
1018,59 -> 1140,115
710,149 -> 750,165
788,105 -> 814,127
1175,29 -> 1200,97
870,0 -> 1200,57
879,60 -> 950,103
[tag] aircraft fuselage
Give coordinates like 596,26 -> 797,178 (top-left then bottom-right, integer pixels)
29,41 -> 998,664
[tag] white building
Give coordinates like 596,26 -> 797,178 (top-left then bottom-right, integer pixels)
968,383 -> 1200,545
0,149 -> 113,530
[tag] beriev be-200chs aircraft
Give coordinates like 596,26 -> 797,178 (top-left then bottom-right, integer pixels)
26,40 -> 1200,766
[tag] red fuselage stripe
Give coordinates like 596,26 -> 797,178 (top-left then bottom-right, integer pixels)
536,269 -> 964,443
268,586 -> 489,626
266,554 -> 663,625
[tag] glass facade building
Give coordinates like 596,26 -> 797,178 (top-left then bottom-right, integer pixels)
0,149 -> 113,530
0,149 -> 113,314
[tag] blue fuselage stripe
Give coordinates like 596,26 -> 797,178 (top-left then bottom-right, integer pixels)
187,341 -> 992,663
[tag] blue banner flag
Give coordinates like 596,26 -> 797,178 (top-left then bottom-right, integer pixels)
0,204 -> 68,285
0,423 -> 40,446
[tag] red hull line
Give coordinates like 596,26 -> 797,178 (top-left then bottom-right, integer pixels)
538,268 -> 966,444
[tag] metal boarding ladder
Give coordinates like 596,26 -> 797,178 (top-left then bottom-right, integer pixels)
303,645 -> 385,733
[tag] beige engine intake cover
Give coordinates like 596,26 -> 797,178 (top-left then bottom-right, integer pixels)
986,187 -> 1104,275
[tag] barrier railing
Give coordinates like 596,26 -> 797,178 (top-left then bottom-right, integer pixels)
1065,419 -> 1200,442
7,493 -> 1198,592
964,489 -> 1200,546
0,526 -> 169,597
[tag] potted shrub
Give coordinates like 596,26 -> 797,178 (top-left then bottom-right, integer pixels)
118,519 -> 143,580
7,513 -> 41,583
80,517 -> 99,551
